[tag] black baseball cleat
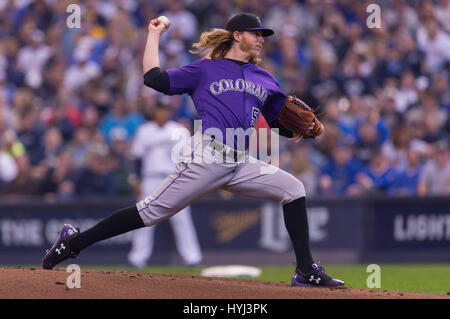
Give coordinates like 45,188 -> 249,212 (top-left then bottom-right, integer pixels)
291,263 -> 345,288
42,224 -> 80,269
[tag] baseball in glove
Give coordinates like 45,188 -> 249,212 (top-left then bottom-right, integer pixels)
279,95 -> 324,142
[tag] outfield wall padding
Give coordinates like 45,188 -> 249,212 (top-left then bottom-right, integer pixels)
0,195 -> 448,265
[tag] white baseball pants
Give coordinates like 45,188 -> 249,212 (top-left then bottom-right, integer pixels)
136,132 -> 306,228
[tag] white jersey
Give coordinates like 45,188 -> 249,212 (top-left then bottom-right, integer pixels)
132,121 -> 189,177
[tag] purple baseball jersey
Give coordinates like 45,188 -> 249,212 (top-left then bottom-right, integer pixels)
166,58 -> 286,149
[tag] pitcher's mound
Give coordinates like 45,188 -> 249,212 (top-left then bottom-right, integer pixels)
0,267 -> 447,299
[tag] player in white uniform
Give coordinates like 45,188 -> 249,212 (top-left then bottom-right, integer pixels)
128,100 -> 202,267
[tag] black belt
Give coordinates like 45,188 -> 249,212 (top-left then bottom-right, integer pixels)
206,136 -> 244,163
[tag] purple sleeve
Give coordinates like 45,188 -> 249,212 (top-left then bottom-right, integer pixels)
262,84 -> 287,124
166,59 -> 204,95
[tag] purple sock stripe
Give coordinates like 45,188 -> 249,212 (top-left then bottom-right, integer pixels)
137,150 -> 194,215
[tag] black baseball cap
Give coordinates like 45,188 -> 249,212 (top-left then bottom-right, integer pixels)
226,13 -> 274,37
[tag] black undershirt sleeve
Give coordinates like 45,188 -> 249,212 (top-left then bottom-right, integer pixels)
143,67 -> 170,94
268,120 -> 294,138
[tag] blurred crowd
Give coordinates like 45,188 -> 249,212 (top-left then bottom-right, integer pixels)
0,0 -> 449,201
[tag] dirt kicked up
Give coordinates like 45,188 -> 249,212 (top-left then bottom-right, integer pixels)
0,267 -> 448,299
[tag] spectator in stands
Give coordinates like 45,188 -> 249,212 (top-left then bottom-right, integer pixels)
265,0 -> 318,39
0,100 -> 9,134
378,91 -> 403,128
416,17 -> 450,73
161,0 -> 198,42
310,54 -> 341,104
36,126 -> 64,169
99,96 -> 144,145
431,72 -> 450,110
319,142 -> 362,196
39,56 -> 67,103
338,96 -> 365,137
74,148 -> 116,197
108,130 -> 134,195
66,126 -> 92,169
385,0 -> 419,34
340,47 -> 373,98
421,112 -> 448,143
63,47 -> 101,93
389,146 -> 424,196
202,0 -> 236,31
322,98 -> 354,140
417,140 -> 450,196
397,31 -> 425,78
80,105 -> 101,137
382,126 -> 412,170
16,30 -> 51,89
348,150 -> 398,196
0,147 -> 18,186
1,154 -> 42,196
354,117 -> 389,165
20,0 -> 54,32
100,48 -> 126,95
11,86 -> 34,116
1,129 -> 26,161
314,123 -> 341,165
434,0 -> 450,33
394,70 -> 419,114
16,107 -> 45,166
407,91 -> 447,135
38,150 -> 76,201
43,89 -> 82,142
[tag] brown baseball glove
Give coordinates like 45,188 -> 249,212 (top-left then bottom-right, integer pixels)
279,95 -> 324,142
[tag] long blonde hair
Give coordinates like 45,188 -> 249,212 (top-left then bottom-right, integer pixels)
189,29 -> 260,65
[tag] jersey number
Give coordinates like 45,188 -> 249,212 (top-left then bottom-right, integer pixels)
251,107 -> 261,128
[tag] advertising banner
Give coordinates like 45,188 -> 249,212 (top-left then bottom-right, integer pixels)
1,196 -> 448,264
366,197 -> 450,249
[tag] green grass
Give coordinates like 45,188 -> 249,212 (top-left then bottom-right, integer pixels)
83,263 -> 450,295
317,264 -> 450,295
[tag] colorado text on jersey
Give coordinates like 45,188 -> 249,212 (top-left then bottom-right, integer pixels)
209,78 -> 268,103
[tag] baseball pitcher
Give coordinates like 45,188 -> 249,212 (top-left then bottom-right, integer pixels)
42,13 -> 344,288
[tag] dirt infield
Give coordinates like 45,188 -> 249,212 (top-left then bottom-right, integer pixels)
0,267 -> 448,299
